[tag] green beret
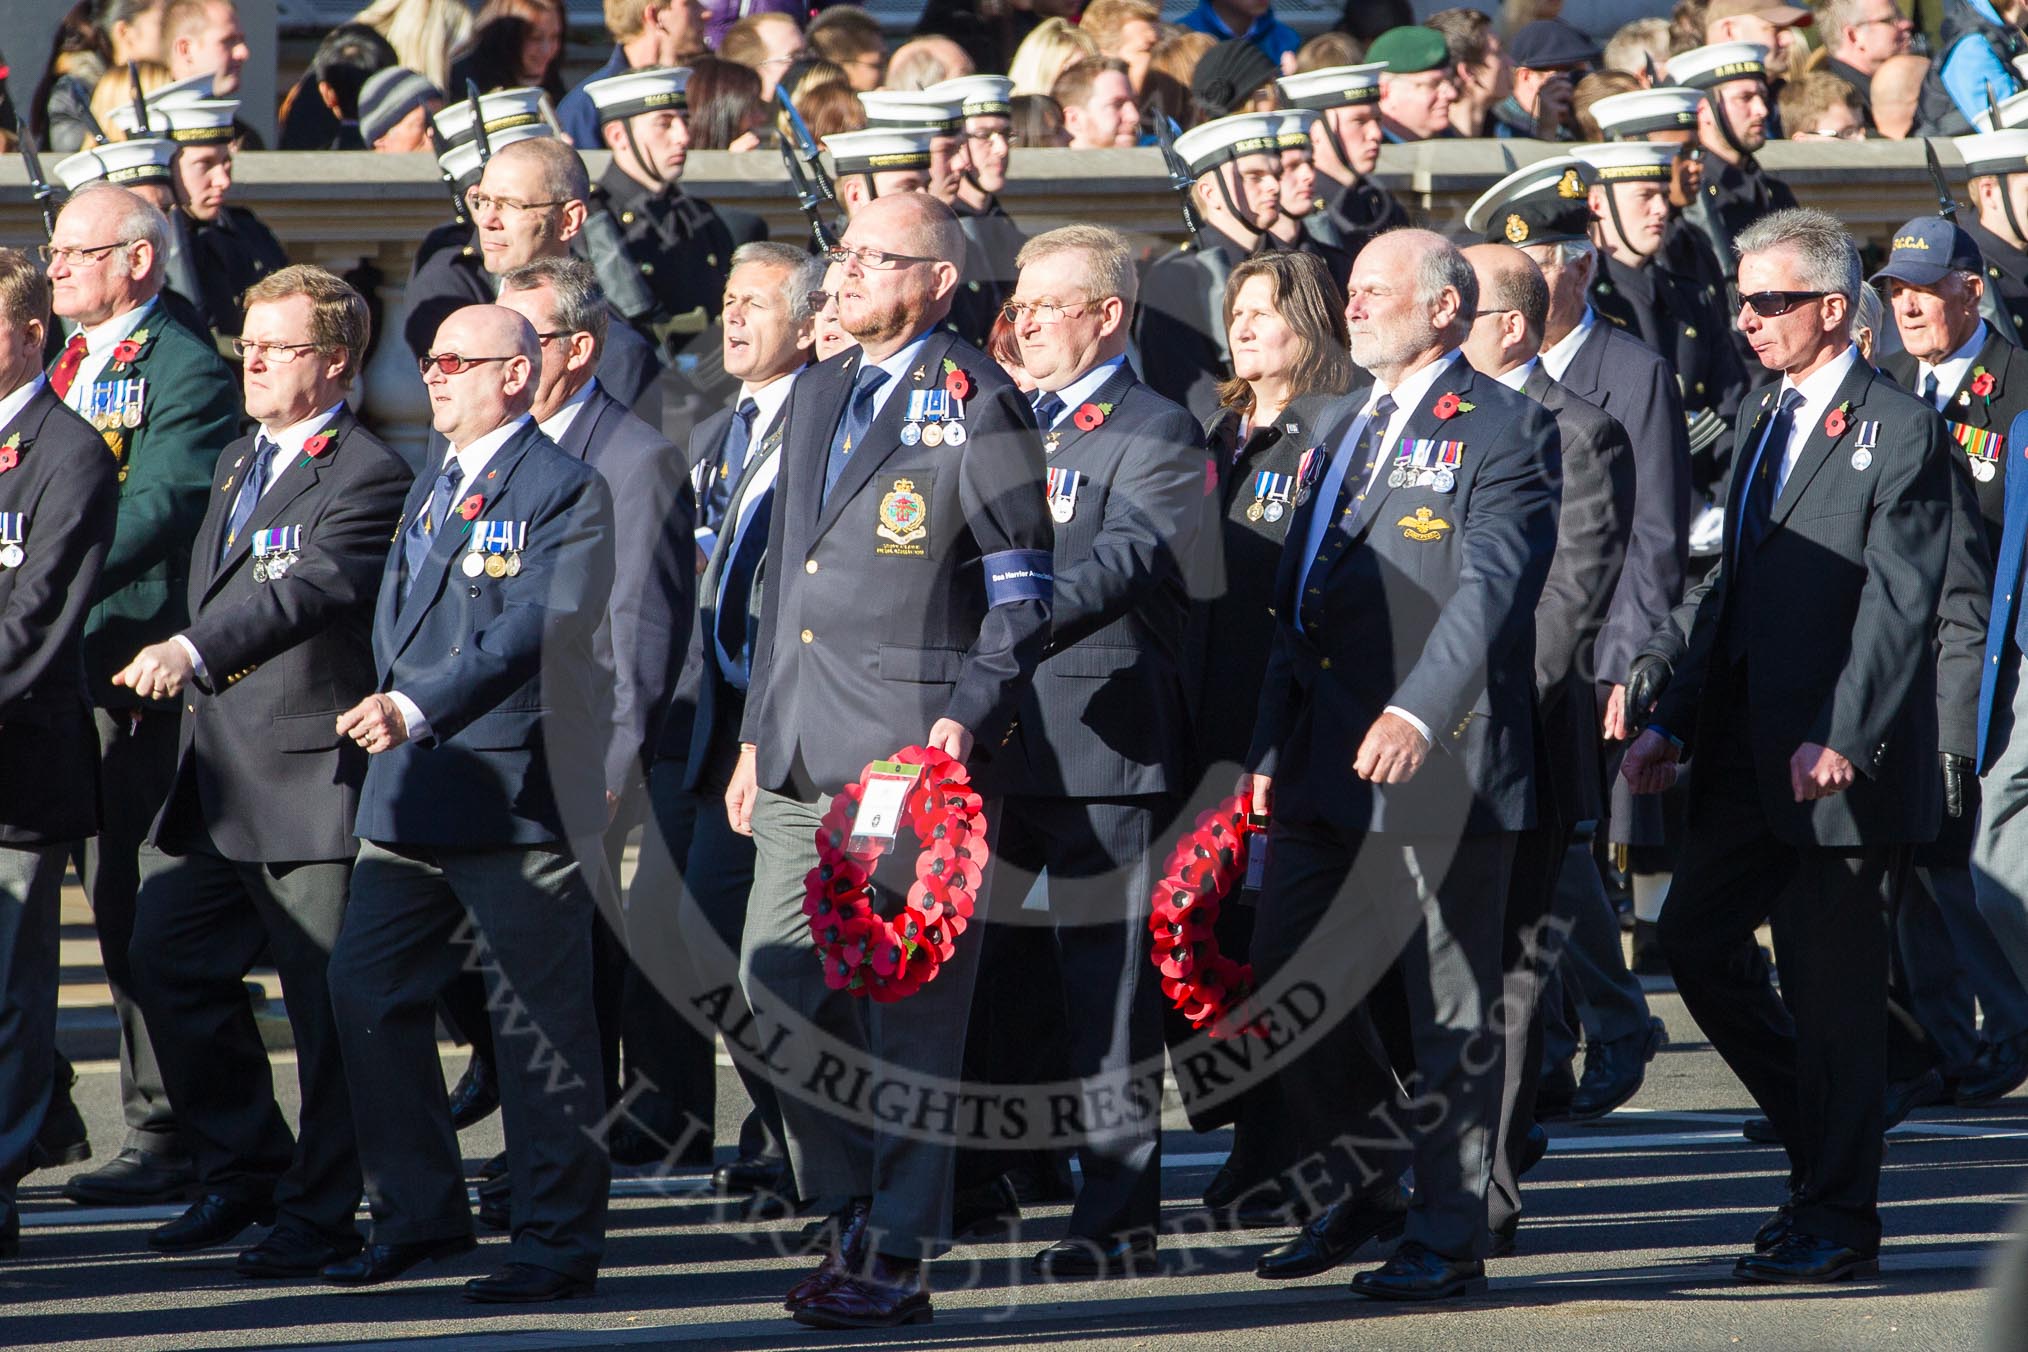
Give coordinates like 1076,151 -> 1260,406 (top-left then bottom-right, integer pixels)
1366,25 -> 1449,75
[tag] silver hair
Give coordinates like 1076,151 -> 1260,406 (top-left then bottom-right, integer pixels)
1735,207 -> 1862,307
731,241 -> 828,326
1550,238 -> 1595,270
1818,0 -> 1872,41
1851,280 -> 1881,344
498,255 -> 609,357
65,183 -> 168,284
1405,229 -> 1478,336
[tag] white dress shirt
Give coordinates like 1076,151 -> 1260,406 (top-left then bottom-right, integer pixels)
696,370 -> 800,559
0,374 -> 47,438
857,331 -> 937,424
1538,307 -> 1597,383
713,435 -> 786,687
174,400 -> 348,679
1741,344 -> 1860,501
388,414 -> 532,740
61,300 -> 156,415
1916,321 -> 1988,410
1038,355 -> 1128,426
1494,357 -> 1541,393
536,378 -> 598,445
1294,350 -> 1462,745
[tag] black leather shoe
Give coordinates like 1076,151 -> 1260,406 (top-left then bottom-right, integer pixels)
1516,1122 -> 1550,1177
321,1234 -> 477,1286
1734,1232 -> 1879,1284
236,1223 -> 363,1278
1032,1233 -> 1158,1280
62,1148 -> 196,1205
30,1064 -> 90,1171
1885,1068 -> 1946,1130
1201,1164 -> 1245,1212
1255,1188 -> 1410,1280
476,1173 -> 510,1232
1630,919 -> 1670,976
950,1174 -> 1020,1240
712,1153 -> 786,1196
148,1193 -> 275,1253
1957,1034 -> 2028,1107
464,1261 -> 594,1303
1233,1184 -> 1307,1229
0,1198 -> 19,1259
1535,1059 -> 1578,1122
609,1121 -> 709,1169
1741,1116 -> 1782,1144
1005,1156 -> 1077,1206
1567,1017 -> 1667,1120
447,1057 -> 500,1132
1350,1241 -> 1487,1301
476,1150 -> 508,1180
1754,1201 -> 1795,1254
1488,1216 -> 1518,1258
793,1253 -> 931,1330
785,1199 -> 871,1310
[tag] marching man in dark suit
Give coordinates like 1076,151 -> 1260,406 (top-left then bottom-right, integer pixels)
0,249 -> 121,1257
1874,217 -> 2028,1109
725,192 -> 1052,1329
324,305 -> 616,1303
1458,242 -> 1636,1254
1625,208 -> 1953,1284
973,224 -> 1211,1279
1242,228 -> 1561,1301
119,267 -> 414,1272
44,183 -> 240,1208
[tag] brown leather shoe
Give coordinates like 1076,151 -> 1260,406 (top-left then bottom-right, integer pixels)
792,1253 -> 931,1329
783,1198 -> 871,1310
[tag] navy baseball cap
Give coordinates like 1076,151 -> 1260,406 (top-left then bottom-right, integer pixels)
1870,216 -> 1985,288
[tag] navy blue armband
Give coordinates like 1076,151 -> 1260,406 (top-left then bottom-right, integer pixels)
983,550 -> 1053,607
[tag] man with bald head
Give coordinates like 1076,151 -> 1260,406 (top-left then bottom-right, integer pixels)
324,304 -> 617,1303
1458,241 -> 1641,1251
1242,228 -> 1560,1299
404,137 -> 662,420
727,192 -> 1052,1328
1871,52 -> 1926,139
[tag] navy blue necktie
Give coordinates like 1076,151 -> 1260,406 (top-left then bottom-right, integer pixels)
1032,391 -> 1064,428
220,435 -> 278,563
716,484 -> 776,685
824,365 -> 889,501
400,457 -> 464,603
706,398 -> 758,530
1737,389 -> 1802,563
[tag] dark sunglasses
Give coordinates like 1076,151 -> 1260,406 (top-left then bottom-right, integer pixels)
1741,290 -> 1828,318
417,352 -> 516,376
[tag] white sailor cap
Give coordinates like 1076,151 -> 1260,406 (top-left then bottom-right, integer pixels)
584,66 -> 689,125
437,122 -> 554,190
1274,62 -> 1385,111
1974,87 -> 2028,132
1271,107 -> 1320,151
858,90 -> 964,133
53,137 -> 180,190
1173,110 -> 1300,178
109,97 -> 240,145
1570,139 -> 1680,183
1956,128 -> 2028,178
822,126 -> 937,177
433,87 -> 551,148
149,72 -> 216,107
1587,86 -> 1704,139
1463,155 -> 1591,240
927,75 -> 1014,119
1666,42 -> 1770,91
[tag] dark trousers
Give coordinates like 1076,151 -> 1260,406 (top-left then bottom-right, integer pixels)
967,794 -> 1171,1243
1658,691 -> 1898,1255
1247,818 -> 1516,1261
128,840 -> 360,1238
1540,831 -> 1651,1068
74,707 -> 181,1153
330,839 -> 609,1280
0,844 -> 69,1196
1488,812 -> 1571,1236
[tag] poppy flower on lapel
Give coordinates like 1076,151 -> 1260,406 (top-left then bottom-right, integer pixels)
303,430 -> 335,457
942,358 -> 972,400
1973,369 -> 1996,398
459,493 -> 484,521
1433,392 -> 1473,420
1072,401 -> 1112,432
0,433 -> 19,472
111,339 -> 142,364
1823,405 -> 1849,439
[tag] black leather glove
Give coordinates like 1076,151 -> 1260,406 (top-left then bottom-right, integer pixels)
1625,654 -> 1672,731
1943,753 -> 1972,819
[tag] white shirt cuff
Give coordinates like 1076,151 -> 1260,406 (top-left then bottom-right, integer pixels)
172,634 -> 208,683
386,691 -> 428,743
1384,705 -> 1432,744
694,525 -> 718,557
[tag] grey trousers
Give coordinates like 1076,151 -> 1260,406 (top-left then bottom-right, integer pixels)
742,786 -> 985,1257
1971,657 -> 2028,999
0,844 -> 69,1196
330,839 -> 609,1280
1542,834 -> 1651,1067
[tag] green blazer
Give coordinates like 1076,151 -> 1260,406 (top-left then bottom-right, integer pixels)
69,301 -> 240,708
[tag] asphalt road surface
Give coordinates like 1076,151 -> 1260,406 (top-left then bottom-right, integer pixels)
8,986 -> 2026,1352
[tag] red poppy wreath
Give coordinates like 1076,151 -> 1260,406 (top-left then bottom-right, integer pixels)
1148,794 -> 1266,1037
804,746 -> 990,1002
